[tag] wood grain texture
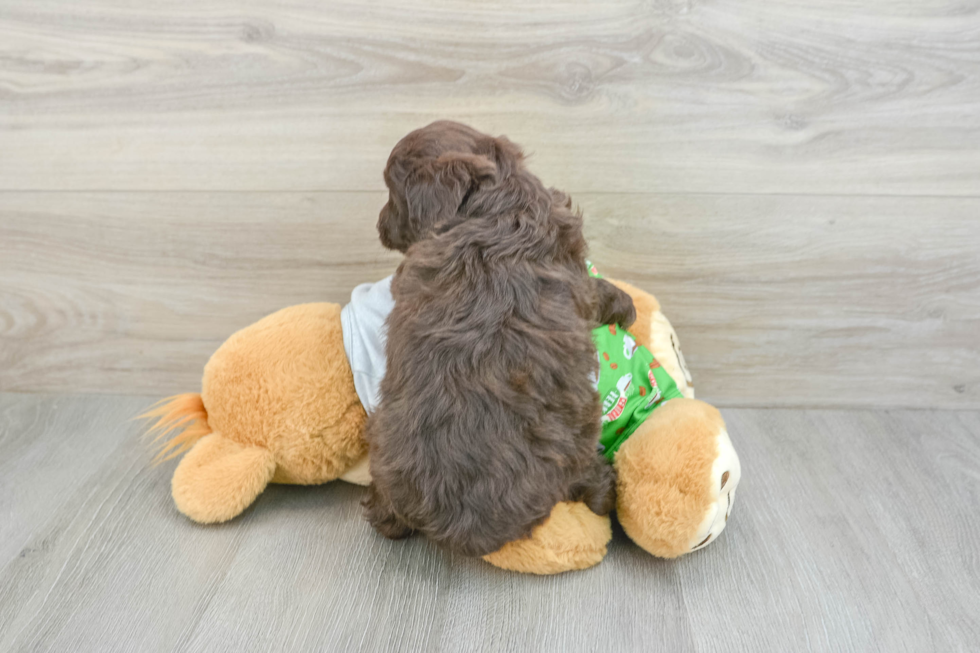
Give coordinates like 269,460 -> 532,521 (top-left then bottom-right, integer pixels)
580,193 -> 980,409
2,191 -> 978,408
0,192 -> 401,396
1,1 -> 979,194
1,393 -> 979,652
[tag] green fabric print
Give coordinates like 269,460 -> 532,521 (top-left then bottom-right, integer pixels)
587,261 -> 684,461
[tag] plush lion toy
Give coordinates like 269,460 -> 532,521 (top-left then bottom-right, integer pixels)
144,275 -> 741,574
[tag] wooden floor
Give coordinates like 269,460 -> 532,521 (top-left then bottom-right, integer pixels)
1,392 -> 977,652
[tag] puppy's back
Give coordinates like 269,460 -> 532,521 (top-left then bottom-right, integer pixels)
369,209 -> 601,556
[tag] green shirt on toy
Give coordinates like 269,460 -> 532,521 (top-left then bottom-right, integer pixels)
588,262 -> 684,461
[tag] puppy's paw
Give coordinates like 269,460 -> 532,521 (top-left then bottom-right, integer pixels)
363,484 -> 414,540
595,278 -> 637,329
613,299 -> 637,330
571,458 -> 617,516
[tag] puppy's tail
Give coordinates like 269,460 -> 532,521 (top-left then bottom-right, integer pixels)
138,393 -> 211,464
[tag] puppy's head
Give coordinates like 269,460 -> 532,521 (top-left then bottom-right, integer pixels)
378,121 -> 523,252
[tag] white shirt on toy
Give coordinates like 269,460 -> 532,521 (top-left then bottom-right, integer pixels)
340,275 -> 394,415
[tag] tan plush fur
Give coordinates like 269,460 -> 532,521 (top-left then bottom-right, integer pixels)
609,279 -> 660,344
609,279 -> 693,398
614,398 -> 725,558
482,502 -> 612,574
202,302 -> 367,486
157,303 -> 367,523
147,281 -> 737,571
647,309 -> 695,399
171,433 -> 276,524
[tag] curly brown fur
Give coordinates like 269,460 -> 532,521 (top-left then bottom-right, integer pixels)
365,121 -> 635,557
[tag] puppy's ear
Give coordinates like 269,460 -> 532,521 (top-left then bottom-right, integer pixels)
405,152 -> 497,229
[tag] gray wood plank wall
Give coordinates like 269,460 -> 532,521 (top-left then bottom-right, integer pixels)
2,0 -> 979,408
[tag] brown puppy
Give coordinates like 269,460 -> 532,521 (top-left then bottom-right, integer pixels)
364,121 -> 636,557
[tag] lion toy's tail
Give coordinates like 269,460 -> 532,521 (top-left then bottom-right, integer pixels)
139,393 -> 212,464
